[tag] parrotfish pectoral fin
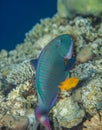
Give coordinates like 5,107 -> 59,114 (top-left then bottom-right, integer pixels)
30,59 -> 38,70
65,57 -> 76,71
58,77 -> 79,91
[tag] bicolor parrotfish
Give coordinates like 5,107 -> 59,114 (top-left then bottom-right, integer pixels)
30,34 -> 75,130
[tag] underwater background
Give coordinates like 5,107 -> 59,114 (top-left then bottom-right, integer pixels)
0,0 -> 102,130
0,0 -> 57,50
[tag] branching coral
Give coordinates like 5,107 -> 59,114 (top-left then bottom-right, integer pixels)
6,60 -> 35,85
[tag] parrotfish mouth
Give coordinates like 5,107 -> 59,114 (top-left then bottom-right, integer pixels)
64,41 -> 76,71
64,58 -> 69,65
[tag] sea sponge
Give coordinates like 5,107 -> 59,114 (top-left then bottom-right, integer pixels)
58,77 -> 79,91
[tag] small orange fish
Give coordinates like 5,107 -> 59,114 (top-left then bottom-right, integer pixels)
58,77 -> 79,91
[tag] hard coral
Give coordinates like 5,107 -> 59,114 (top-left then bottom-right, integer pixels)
6,60 -> 35,85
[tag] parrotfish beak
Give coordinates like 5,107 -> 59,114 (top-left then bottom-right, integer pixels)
64,41 -> 73,60
64,42 -> 76,71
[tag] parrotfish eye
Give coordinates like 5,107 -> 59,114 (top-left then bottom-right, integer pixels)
56,39 -> 62,47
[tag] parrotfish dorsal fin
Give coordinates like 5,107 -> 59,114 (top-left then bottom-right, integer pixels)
30,59 -> 38,70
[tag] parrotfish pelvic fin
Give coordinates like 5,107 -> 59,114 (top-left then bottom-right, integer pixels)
65,57 -> 76,71
30,59 -> 38,70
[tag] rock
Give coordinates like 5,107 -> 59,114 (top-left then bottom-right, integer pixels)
82,76 -> 102,115
76,45 -> 93,63
12,117 -> 28,130
57,0 -> 102,18
0,115 -> 28,130
71,59 -> 102,81
53,97 -> 85,128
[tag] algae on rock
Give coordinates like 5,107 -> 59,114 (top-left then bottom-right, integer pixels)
57,0 -> 102,18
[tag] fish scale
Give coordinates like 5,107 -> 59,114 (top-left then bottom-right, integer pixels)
32,34 -> 75,130
36,45 -> 66,110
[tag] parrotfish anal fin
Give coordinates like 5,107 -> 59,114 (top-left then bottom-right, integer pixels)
65,57 -> 76,71
30,59 -> 38,70
49,93 -> 58,109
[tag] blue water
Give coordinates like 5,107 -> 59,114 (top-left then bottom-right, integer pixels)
0,0 -> 57,51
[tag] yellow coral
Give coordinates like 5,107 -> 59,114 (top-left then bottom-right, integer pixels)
58,77 -> 79,91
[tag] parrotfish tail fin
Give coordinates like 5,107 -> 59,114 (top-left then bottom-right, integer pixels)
65,57 -> 76,71
42,116 -> 52,130
35,106 -> 52,130
30,59 -> 38,70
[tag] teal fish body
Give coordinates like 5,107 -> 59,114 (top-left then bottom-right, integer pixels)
30,34 -> 74,130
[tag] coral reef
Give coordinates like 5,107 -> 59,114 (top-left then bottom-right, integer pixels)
0,81 -> 36,119
0,115 -> 28,130
71,59 -> 102,81
53,97 -> 85,128
57,0 -> 102,18
82,76 -> 102,115
6,60 -> 35,85
0,8 -> 102,130
76,45 -> 93,63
